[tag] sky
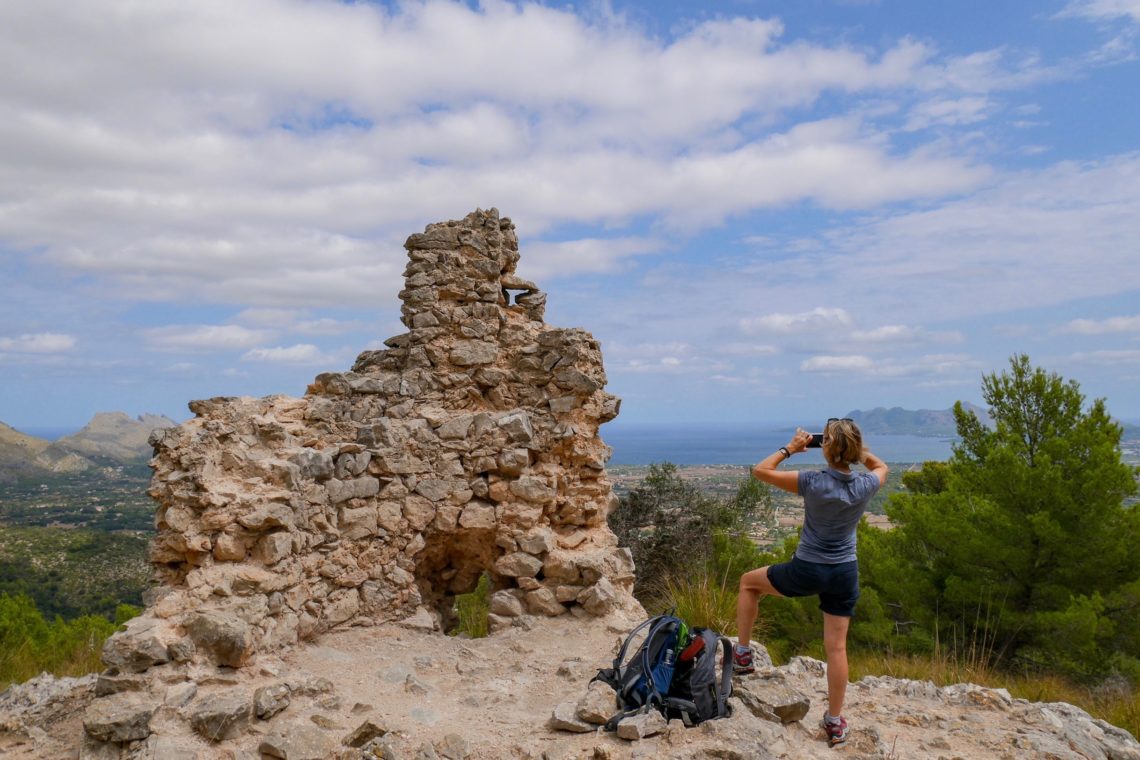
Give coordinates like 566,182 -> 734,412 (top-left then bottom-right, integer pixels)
1,0 -> 1139,431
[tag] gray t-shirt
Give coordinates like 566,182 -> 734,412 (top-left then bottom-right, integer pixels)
795,468 -> 882,564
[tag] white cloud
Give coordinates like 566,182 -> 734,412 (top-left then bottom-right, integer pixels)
1070,349 -> 1140,364
1057,315 -> 1140,334
718,343 -> 781,357
0,0 -> 1001,308
242,344 -> 337,364
740,307 -> 854,335
143,325 -> 270,351
811,154 -> 1140,322
1058,0 -> 1140,23
519,237 -> 663,281
0,333 -> 76,353
903,96 -> 991,131
849,325 -> 964,345
800,353 -> 978,376
235,308 -> 362,335
801,354 -> 874,372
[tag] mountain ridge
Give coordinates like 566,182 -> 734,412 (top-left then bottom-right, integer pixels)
844,402 -> 986,436
0,413 -> 176,481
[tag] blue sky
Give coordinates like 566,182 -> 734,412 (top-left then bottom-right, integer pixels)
1,0 -> 1139,430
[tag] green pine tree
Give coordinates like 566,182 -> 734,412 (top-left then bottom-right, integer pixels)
865,355 -> 1140,680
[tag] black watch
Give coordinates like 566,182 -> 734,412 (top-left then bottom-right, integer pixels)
778,446 -> 791,458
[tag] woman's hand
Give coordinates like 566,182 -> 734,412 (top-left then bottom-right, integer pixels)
787,427 -> 813,454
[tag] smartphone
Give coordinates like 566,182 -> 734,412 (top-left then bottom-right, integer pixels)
806,434 -> 823,448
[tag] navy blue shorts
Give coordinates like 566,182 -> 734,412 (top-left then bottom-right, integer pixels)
767,556 -> 860,617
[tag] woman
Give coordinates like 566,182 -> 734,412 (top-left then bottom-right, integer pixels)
733,418 -> 888,747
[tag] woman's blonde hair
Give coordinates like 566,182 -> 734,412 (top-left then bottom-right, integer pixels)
823,418 -> 864,467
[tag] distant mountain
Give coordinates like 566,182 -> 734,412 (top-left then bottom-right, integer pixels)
844,403 -> 989,437
0,412 -> 177,481
0,421 -> 53,480
49,412 -> 177,463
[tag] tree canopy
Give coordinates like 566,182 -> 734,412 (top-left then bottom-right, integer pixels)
863,355 -> 1140,680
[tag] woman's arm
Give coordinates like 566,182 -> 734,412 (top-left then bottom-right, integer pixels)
751,428 -> 812,494
862,450 -> 889,486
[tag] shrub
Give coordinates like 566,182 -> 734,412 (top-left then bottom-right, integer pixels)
452,573 -> 491,639
610,463 -> 770,600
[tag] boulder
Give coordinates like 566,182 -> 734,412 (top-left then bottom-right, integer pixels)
189,692 -> 252,742
259,723 -> 340,759
184,612 -> 254,668
83,695 -> 157,743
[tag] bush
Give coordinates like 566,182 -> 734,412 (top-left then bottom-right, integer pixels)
610,463 -> 770,600
452,573 -> 491,638
0,593 -> 130,687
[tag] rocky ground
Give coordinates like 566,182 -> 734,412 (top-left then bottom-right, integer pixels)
2,609 -> 1138,759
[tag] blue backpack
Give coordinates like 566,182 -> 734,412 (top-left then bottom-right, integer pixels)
593,614 -> 734,729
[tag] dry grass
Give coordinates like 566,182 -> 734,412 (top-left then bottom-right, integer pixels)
849,650 -> 1139,741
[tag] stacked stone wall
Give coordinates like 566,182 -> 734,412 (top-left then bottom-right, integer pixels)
104,208 -> 634,675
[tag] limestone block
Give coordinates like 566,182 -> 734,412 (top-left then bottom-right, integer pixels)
549,701 -> 593,733
377,501 -> 404,532
489,591 -> 525,618
553,367 -> 599,395
518,528 -> 555,555
616,710 -> 667,740
101,617 -> 171,673
290,448 -> 334,480
526,588 -> 567,617
496,411 -> 534,444
488,480 -> 511,502
495,552 -> 543,578
184,612 -> 254,668
449,340 -> 498,366
548,396 -> 579,414
237,504 -> 295,532
458,500 -> 496,530
437,415 -> 474,440
542,553 -> 581,583
261,724 -> 339,756
164,682 -> 198,709
735,680 -> 811,724
496,501 -> 543,529
433,504 -> 462,532
415,478 -> 455,502
403,495 -> 436,531
254,532 -> 293,565
325,590 -> 361,626
190,693 -> 252,742
327,477 -> 381,504
344,719 -> 389,748
213,533 -> 247,562
83,695 -> 157,743
577,681 -> 617,725
496,448 -> 529,476
578,577 -> 618,616
94,674 -> 146,697
509,476 -> 555,504
253,683 -> 291,720
340,505 -> 379,540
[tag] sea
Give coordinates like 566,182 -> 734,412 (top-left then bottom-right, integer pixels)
601,423 -> 957,466
15,423 -> 959,466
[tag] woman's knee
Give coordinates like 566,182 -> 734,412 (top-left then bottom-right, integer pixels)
740,567 -> 774,594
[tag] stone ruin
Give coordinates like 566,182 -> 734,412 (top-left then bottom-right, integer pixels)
101,208 -> 637,681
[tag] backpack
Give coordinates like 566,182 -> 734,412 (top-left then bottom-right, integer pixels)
592,614 -> 734,729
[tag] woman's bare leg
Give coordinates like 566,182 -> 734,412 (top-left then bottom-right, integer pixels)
822,612 -> 851,717
736,566 -> 783,648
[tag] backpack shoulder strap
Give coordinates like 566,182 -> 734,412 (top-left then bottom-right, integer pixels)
715,635 -> 733,717
591,615 -> 662,691
639,616 -> 679,704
